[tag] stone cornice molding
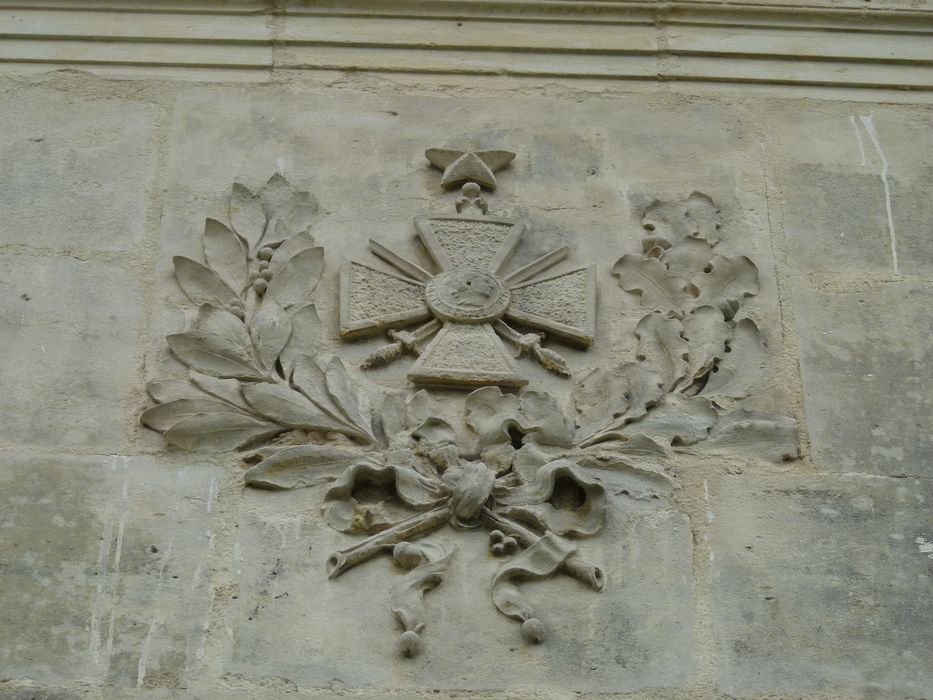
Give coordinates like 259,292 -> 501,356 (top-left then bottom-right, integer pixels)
0,0 -> 931,90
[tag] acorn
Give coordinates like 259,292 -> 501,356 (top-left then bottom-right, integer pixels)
521,618 -> 545,644
397,630 -> 421,658
258,246 -> 274,261
253,278 -> 268,295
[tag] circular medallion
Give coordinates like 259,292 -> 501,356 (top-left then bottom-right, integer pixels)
425,268 -> 510,323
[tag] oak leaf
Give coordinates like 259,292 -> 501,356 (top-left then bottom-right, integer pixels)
677,305 -> 729,392
635,312 -> 689,391
701,318 -> 769,405
612,255 -> 689,313
690,255 -> 759,320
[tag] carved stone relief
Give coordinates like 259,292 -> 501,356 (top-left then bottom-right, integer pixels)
143,151 -> 799,658
340,189 -> 595,387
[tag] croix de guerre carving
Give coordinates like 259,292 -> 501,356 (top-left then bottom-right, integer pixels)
142,150 -> 798,658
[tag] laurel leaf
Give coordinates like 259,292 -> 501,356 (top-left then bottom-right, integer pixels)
173,256 -> 240,309
249,297 -> 292,370
162,411 -> 282,451
229,182 -> 266,250
290,354 -> 333,410
167,331 -> 264,380
265,247 -> 324,310
194,305 -> 254,359
245,445 -> 365,490
203,218 -> 248,294
260,173 -> 318,242
269,231 -> 316,274
324,357 -> 374,439
241,382 -> 347,432
146,379 -> 206,404
189,371 -> 251,411
279,304 -> 323,374
141,398 -> 246,432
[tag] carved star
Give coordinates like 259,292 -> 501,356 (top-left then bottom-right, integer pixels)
425,148 -> 515,191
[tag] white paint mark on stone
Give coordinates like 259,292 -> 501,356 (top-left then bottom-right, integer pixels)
849,115 -> 867,167
88,517 -> 113,666
916,536 -> 933,559
206,477 -> 218,514
136,621 -> 159,688
137,539 -> 173,688
276,156 -> 286,174
858,114 -> 899,274
105,471 -> 130,664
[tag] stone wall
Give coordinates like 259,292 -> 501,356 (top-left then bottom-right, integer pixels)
0,2 -> 930,699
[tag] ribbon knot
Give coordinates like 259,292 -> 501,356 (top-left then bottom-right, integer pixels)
443,461 -> 496,528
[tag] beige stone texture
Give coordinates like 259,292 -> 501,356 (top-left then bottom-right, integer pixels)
709,473 -> 933,698
0,452 -> 223,688
0,254 -> 143,451
0,1 -> 931,699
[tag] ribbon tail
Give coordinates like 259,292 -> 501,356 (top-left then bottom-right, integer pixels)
490,531 -> 576,644
390,541 -> 455,657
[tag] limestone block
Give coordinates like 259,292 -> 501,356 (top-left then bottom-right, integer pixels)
766,105 -> 933,276
709,473 -> 933,699
781,164 -> 933,276
0,254 -> 142,451
223,484 -> 694,694
793,280 -> 932,476
0,92 -> 161,252
0,453 -> 223,689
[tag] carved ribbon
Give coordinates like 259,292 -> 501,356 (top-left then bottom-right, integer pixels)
490,531 -> 577,642
390,541 -> 454,657
494,459 -> 606,536
443,460 -> 496,528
